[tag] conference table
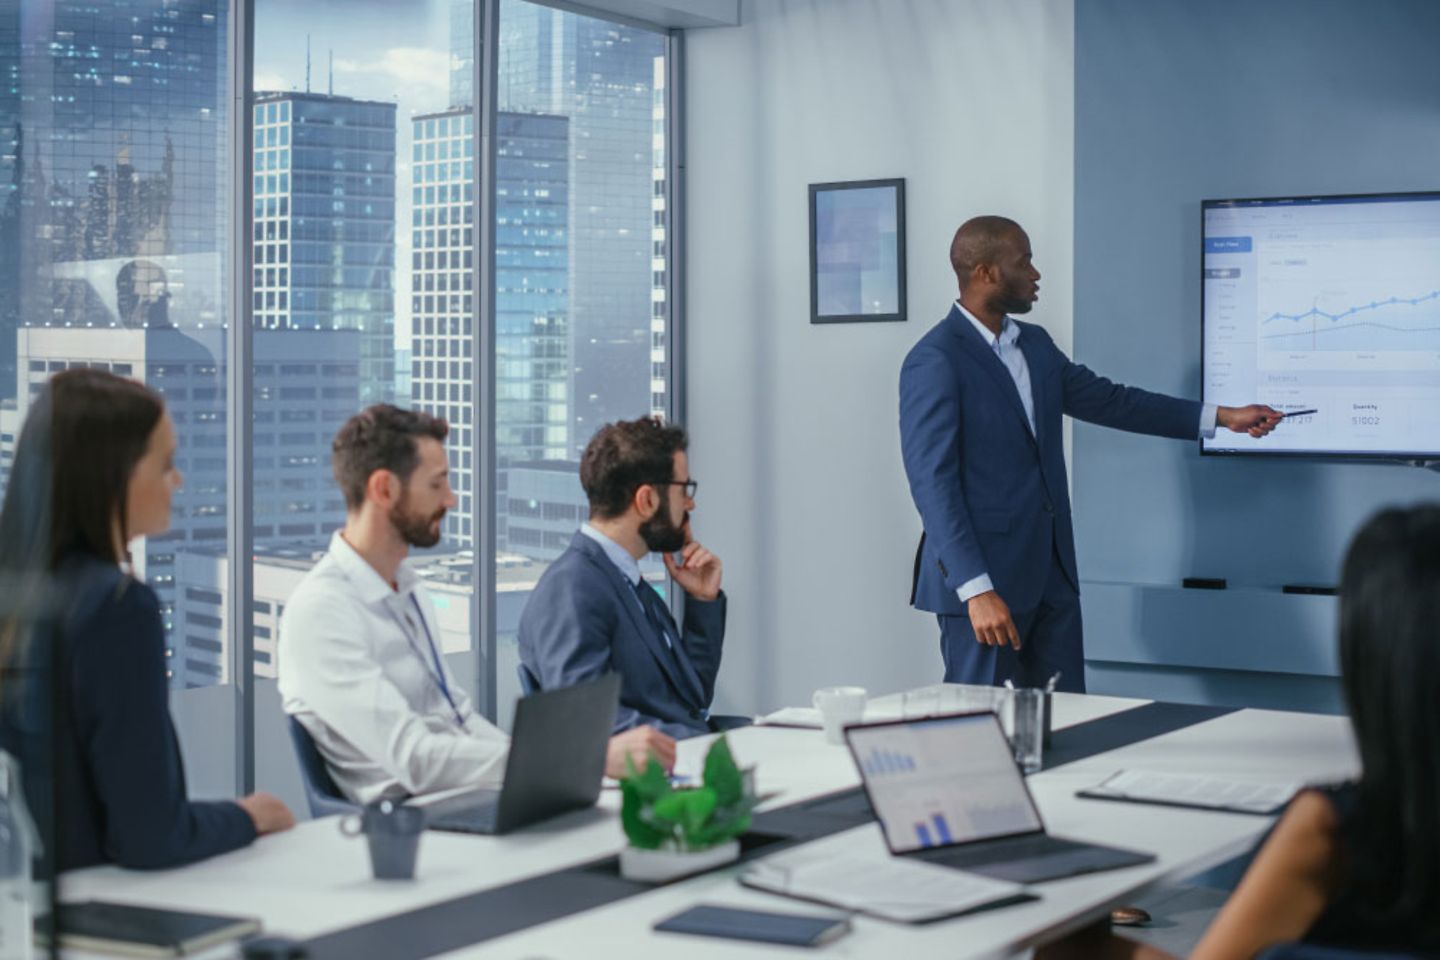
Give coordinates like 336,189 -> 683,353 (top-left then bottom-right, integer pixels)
62,688 -> 1358,959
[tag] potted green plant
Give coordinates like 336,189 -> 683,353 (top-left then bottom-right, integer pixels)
618,736 -> 758,883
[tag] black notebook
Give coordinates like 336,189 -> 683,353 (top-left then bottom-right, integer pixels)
654,904 -> 851,947
46,900 -> 261,958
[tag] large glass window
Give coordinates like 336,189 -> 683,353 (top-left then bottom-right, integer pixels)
1,0 -> 239,800
249,0 -> 473,812
494,0 -> 671,724
1,0 -> 674,825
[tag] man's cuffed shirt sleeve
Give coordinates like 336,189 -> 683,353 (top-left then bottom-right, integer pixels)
956,573 -> 994,605
1199,402 -> 1219,440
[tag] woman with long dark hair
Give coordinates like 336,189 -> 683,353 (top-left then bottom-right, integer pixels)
0,369 -> 292,870
1040,504 -> 1440,958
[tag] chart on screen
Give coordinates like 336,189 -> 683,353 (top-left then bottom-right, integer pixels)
1202,193 -> 1440,457
850,715 -> 1041,854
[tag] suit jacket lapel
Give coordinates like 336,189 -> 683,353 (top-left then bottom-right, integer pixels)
945,305 -> 1037,447
569,534 -> 704,708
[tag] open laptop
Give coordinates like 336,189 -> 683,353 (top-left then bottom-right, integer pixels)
422,673 -> 620,835
845,711 -> 1155,884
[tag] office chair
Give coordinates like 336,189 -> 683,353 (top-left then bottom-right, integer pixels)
517,662 -> 541,696
1259,946 -> 1425,960
286,715 -> 360,819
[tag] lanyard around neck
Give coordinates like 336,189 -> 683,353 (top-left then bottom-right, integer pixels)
394,592 -> 465,727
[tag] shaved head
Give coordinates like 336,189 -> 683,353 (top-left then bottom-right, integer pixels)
950,216 -> 1025,291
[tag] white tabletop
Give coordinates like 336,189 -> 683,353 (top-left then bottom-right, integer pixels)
61,691 -> 1358,959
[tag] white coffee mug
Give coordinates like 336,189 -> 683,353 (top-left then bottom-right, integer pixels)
812,685 -> 867,745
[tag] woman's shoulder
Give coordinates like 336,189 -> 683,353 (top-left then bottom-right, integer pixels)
56,553 -> 160,634
1258,784 -> 1348,883
1286,786 -> 1345,832
1296,782 -> 1357,827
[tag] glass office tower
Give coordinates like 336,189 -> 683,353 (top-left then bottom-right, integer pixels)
252,91 -> 396,405
490,0 -> 666,452
410,106 -> 569,549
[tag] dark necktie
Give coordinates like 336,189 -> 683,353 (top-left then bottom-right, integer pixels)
630,578 -> 705,706
631,577 -> 677,650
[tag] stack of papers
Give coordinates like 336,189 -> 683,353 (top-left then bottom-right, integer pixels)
753,704 -> 902,729
740,849 -> 1035,923
1078,770 -> 1301,815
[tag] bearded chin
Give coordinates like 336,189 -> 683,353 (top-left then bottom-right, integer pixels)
639,508 -> 686,554
393,504 -> 444,549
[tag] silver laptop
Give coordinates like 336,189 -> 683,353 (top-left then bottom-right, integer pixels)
845,711 -> 1154,884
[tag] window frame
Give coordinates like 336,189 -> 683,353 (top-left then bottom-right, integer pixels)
224,0 -> 685,792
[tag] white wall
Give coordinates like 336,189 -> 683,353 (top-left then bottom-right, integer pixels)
685,0 -> 1075,714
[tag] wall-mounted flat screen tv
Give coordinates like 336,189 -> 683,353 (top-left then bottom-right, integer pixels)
1202,191 -> 1440,458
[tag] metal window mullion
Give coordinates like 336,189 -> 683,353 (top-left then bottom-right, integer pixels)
473,0 -> 500,721
227,0 -> 256,793
664,30 -> 685,623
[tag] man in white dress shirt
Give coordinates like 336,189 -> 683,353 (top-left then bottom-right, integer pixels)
277,405 -> 674,805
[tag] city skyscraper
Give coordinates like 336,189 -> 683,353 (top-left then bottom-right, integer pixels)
649,55 -> 668,419
0,2 -> 19,405
252,91 -> 397,405
491,0 -> 667,451
410,106 -> 568,549
449,0 -> 473,112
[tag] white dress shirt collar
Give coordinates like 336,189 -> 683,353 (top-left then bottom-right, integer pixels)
956,300 -> 1019,348
327,529 -> 420,605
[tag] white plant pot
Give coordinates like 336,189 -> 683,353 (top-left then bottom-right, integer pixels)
619,839 -> 741,883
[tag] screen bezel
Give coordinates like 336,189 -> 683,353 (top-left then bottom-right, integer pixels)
843,710 -> 1046,855
1199,189 -> 1440,461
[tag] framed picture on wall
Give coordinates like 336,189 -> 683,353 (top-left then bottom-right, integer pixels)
808,178 -> 906,324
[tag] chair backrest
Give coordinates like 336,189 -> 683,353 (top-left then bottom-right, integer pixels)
517,662 -> 541,696
286,715 -> 360,819
1259,944 -> 1427,960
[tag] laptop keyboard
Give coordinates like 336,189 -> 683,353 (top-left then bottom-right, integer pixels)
915,832 -> 1151,883
425,799 -> 500,834
915,832 -> 1065,866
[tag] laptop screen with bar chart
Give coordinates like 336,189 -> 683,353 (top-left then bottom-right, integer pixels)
846,713 -> 1044,853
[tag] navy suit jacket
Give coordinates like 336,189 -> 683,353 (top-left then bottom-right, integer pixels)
899,305 -> 1201,616
0,552 -> 255,872
517,532 -> 726,739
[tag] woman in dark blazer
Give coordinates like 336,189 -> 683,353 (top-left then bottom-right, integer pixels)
1039,505 -> 1440,958
0,369 -> 293,871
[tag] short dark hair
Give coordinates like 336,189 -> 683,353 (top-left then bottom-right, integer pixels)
949,215 -> 1023,289
1337,504 -> 1440,928
580,417 -> 688,521
331,405 -> 448,510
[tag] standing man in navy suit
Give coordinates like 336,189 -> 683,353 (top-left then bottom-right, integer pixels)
519,417 -> 728,738
899,216 -> 1281,692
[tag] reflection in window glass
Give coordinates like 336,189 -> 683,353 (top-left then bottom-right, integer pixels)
1,0 -> 238,797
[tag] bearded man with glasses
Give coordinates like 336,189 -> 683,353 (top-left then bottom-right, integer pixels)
519,416 -> 739,739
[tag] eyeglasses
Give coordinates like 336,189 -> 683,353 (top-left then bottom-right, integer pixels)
646,478 -> 698,498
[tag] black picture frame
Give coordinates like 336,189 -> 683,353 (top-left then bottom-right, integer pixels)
809,178 -> 907,324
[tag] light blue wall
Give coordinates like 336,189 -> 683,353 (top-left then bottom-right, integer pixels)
1073,0 -> 1440,712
